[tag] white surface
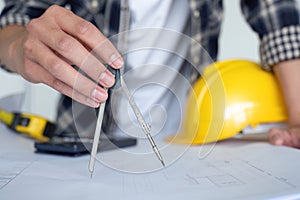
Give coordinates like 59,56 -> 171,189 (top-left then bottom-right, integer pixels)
0,122 -> 300,199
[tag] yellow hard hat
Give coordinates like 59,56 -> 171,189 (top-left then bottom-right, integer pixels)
166,59 -> 288,144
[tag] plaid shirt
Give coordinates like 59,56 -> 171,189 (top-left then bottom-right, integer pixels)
1,0 -> 300,137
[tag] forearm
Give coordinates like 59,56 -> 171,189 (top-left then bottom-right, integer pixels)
0,25 -> 26,73
273,59 -> 300,125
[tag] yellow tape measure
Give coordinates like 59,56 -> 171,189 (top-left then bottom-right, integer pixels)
0,109 -> 56,142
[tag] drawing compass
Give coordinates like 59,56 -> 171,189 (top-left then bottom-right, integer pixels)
88,65 -> 165,178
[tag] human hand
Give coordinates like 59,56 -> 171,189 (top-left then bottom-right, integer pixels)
10,5 -> 123,107
267,59 -> 300,148
268,126 -> 300,148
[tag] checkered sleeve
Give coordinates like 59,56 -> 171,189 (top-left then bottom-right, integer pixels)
241,0 -> 300,70
260,25 -> 300,70
0,12 -> 30,29
0,0 -> 67,29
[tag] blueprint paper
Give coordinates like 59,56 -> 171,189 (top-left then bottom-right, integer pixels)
0,124 -> 300,200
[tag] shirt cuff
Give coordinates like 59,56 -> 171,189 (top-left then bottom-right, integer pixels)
0,13 -> 30,29
260,25 -> 300,71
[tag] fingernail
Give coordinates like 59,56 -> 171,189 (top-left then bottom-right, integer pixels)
272,136 -> 283,145
86,98 -> 100,108
275,139 -> 283,145
99,71 -> 115,86
92,88 -> 107,102
110,54 -> 124,68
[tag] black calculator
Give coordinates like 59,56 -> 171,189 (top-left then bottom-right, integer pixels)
34,136 -> 137,156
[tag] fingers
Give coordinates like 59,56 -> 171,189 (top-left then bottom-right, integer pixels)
24,58 -> 102,108
23,36 -> 110,106
27,18 -> 115,86
52,6 -> 124,69
268,128 -> 286,146
267,127 -> 300,148
23,5 -> 123,107
41,5 -> 123,70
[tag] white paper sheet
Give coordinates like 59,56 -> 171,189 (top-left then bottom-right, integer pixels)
1,123 -> 300,200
